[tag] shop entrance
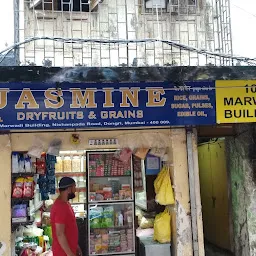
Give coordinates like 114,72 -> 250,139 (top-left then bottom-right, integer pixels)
197,138 -> 234,255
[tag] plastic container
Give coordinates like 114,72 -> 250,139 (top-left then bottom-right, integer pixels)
63,156 -> 72,172
12,152 -> 19,173
55,157 -> 63,173
72,156 -> 81,172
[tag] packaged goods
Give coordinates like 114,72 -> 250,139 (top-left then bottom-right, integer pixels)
23,177 -> 35,198
24,156 -> 32,173
140,216 -> 155,229
118,212 -> 124,227
119,148 -> 132,163
125,190 -> 132,199
121,184 -> 130,190
154,208 -> 171,243
12,178 -> 25,198
90,192 -> 96,201
119,190 -> 126,200
12,152 -> 19,173
103,187 -> 112,200
134,148 -> 150,160
12,204 -> 27,218
102,207 -> 114,228
90,207 -> 103,229
95,191 -> 104,201
19,155 -> 25,173
36,153 -> 46,175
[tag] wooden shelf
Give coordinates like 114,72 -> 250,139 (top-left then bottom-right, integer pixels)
11,198 -> 33,203
56,187 -> 86,193
89,175 -> 131,178
11,220 -> 34,232
11,173 -> 36,178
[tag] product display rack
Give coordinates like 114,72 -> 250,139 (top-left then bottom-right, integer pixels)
11,172 -> 38,232
54,151 -> 87,215
87,151 -> 136,256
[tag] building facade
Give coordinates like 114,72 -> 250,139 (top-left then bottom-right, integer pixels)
14,0 -> 233,67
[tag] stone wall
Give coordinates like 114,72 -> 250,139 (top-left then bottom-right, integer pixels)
226,124 -> 256,256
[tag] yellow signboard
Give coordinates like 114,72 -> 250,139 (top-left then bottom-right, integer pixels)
216,80 -> 256,123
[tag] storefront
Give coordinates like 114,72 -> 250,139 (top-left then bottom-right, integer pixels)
8,129 -> 186,256
0,66 -> 223,256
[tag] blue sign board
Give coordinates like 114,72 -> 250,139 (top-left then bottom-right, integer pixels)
145,155 -> 161,175
0,81 -> 216,130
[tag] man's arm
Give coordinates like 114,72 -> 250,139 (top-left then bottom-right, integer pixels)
56,223 -> 76,256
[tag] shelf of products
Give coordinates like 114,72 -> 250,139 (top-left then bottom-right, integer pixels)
54,151 -> 87,205
87,151 -> 136,256
89,203 -> 135,256
88,153 -> 133,203
11,152 -> 43,232
55,152 -> 86,173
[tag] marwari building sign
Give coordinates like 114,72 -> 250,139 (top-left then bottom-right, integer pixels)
216,80 -> 256,123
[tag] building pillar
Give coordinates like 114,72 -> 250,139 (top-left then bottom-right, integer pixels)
191,128 -> 205,256
171,129 -> 193,256
0,135 -> 12,256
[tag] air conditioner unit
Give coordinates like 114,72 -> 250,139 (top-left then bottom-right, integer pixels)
145,0 -> 167,9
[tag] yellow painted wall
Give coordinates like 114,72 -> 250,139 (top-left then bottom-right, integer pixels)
0,128 -> 192,256
198,139 -> 231,250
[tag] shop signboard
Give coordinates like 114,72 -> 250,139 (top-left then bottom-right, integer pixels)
216,80 -> 256,124
0,81 -> 216,130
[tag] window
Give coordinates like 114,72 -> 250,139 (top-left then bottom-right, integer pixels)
145,0 -> 167,10
60,0 -> 89,12
169,0 -> 197,15
30,0 -> 90,12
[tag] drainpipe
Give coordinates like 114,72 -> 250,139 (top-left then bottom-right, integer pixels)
186,128 -> 205,256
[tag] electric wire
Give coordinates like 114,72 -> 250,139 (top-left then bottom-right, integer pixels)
0,36 -> 256,65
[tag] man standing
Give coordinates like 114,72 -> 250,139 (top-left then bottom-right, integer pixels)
50,177 -> 82,256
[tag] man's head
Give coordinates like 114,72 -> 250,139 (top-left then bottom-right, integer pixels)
58,177 -> 76,200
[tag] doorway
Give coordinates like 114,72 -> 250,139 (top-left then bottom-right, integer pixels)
198,138 -> 233,255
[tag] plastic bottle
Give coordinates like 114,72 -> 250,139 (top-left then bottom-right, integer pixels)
118,212 -> 124,226
12,152 -> 19,173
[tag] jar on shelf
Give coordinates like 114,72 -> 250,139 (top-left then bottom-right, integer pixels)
72,192 -> 79,203
63,156 -> 72,173
78,176 -> 86,188
72,156 -> 81,172
55,157 -> 63,173
79,192 -> 86,203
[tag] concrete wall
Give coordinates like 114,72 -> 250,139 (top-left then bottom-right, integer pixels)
226,124 -> 256,256
0,128 -> 193,256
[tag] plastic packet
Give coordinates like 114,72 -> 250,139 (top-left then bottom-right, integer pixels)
28,137 -> 44,158
12,178 -> 24,198
23,177 -> 35,198
12,152 -> 19,173
24,156 -> 32,173
47,138 -> 62,156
